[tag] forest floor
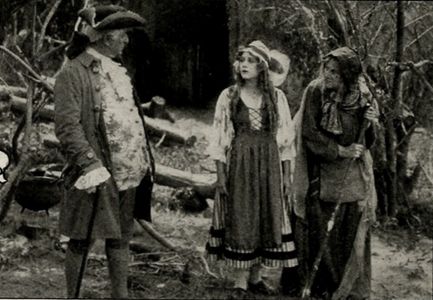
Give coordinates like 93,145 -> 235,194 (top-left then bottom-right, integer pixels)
0,106 -> 432,299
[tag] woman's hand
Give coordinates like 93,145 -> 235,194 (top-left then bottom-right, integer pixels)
216,161 -> 228,196
338,143 -> 365,159
282,160 -> 292,197
283,175 -> 292,197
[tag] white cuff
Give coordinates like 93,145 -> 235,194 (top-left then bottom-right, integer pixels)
74,167 -> 111,190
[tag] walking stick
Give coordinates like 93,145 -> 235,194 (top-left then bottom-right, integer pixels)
301,112 -> 371,299
74,187 -> 100,298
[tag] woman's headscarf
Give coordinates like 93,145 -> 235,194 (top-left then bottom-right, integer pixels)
319,47 -> 369,135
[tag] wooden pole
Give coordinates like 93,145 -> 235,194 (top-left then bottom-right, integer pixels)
385,0 -> 405,218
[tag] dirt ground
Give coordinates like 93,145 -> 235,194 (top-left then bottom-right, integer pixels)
0,106 -> 432,299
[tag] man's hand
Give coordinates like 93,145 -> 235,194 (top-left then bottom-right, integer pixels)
85,186 -> 97,194
74,166 -> 111,194
338,143 -> 365,159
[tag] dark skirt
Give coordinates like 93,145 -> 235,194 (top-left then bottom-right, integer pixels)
207,130 -> 298,269
295,196 -> 371,299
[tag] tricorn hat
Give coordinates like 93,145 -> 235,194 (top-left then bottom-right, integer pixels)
79,5 -> 146,32
66,5 -> 146,59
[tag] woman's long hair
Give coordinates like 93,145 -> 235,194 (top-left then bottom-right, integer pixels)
230,58 -> 279,134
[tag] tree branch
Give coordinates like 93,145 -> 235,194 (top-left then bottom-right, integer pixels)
404,23 -> 433,53
0,46 -> 53,92
36,0 -> 63,55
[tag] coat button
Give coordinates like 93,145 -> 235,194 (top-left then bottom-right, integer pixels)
86,152 -> 94,159
92,66 -> 100,73
95,85 -> 101,91
94,105 -> 100,112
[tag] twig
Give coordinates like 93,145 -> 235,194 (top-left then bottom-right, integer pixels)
42,35 -> 67,45
368,23 -> 384,50
36,43 -> 68,62
155,133 -> 166,148
133,251 -> 175,258
74,0 -> 89,31
36,0 -> 63,55
389,60 -> 433,96
135,219 -> 177,251
396,122 -> 417,149
135,219 -> 220,279
129,261 -> 184,267
404,23 -> 433,52
420,164 -> 433,187
404,11 -> 433,28
407,61 -> 433,95
249,6 -> 292,15
31,3 -> 37,57
296,0 -> 324,57
361,1 -> 382,20
199,253 -> 219,279
325,0 -> 350,46
0,46 -> 53,92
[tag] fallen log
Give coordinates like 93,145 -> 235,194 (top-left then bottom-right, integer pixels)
0,85 -> 27,98
5,95 -> 196,146
1,86 -> 176,123
42,137 -> 216,199
155,164 -> 215,199
10,95 -> 55,121
142,96 -> 175,123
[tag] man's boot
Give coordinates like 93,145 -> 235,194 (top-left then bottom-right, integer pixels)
106,240 -> 129,298
65,239 -> 89,298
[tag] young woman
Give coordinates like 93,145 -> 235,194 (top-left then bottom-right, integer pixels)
206,40 -> 298,296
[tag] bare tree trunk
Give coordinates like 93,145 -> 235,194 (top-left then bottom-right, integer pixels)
386,0 -> 405,218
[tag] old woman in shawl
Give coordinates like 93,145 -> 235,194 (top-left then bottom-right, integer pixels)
282,47 -> 378,299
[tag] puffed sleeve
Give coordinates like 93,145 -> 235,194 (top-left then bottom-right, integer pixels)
207,88 -> 234,163
275,89 -> 296,161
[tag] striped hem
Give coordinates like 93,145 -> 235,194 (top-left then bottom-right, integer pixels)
206,240 -> 298,269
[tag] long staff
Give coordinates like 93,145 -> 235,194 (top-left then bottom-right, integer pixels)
301,113 -> 371,299
74,188 -> 100,298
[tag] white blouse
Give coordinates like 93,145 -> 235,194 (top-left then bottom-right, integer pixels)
208,87 -> 296,163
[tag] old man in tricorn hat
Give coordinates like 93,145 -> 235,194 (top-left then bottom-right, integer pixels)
54,5 -> 154,298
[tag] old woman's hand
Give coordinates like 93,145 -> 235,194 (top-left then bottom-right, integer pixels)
364,105 -> 379,124
338,143 -> 365,159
